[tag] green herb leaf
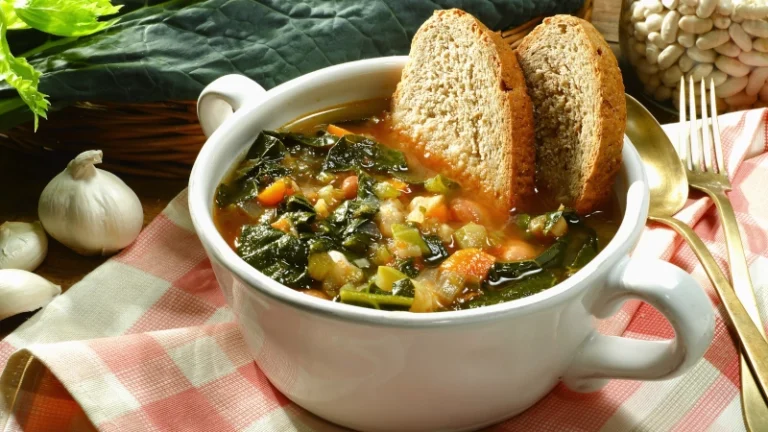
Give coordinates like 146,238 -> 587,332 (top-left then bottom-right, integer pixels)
340,219 -> 381,255
339,288 -> 414,310
215,159 -> 289,207
466,271 -> 558,308
14,0 -> 121,37
356,171 -> 377,199
486,260 -> 541,285
395,258 -> 420,279
323,135 -> 408,174
568,237 -> 598,273
282,211 -> 315,231
246,132 -> 287,161
270,131 -> 337,149
534,239 -> 568,269
0,13 -> 48,130
329,197 -> 378,225
422,235 -> 449,265
515,214 -> 531,231
237,224 -> 311,288
542,210 -> 564,236
391,171 -> 428,185
391,278 -> 415,297
283,195 -> 315,213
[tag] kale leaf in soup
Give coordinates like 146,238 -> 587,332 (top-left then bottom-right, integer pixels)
213,103 -> 620,313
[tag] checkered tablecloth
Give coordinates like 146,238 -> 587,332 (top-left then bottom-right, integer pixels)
1,108 -> 768,431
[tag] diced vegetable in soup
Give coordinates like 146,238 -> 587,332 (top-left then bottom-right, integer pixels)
213,99 -> 620,312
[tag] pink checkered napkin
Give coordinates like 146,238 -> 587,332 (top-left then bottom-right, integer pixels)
1,109 -> 767,432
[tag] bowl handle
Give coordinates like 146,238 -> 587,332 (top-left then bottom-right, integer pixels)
197,74 -> 266,138
562,256 -> 715,392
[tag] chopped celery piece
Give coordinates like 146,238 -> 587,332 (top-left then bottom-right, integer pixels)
391,223 -> 429,253
515,214 -> 531,231
375,266 -> 408,292
316,171 -> 335,184
339,288 -> 414,310
371,245 -> 392,265
308,252 -> 333,280
424,174 -> 458,194
353,258 -> 371,268
454,223 -> 488,249
374,181 -> 401,199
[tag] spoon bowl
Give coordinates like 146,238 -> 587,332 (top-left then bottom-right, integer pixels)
624,94 -> 688,218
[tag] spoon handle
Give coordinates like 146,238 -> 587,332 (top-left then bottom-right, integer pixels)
650,215 -> 768,403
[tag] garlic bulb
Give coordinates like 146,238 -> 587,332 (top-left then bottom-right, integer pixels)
0,221 -> 48,271
0,269 -> 61,320
38,150 -> 144,256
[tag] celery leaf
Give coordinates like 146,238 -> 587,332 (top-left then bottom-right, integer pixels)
0,0 -> 28,29
14,0 -> 122,37
0,11 -> 47,130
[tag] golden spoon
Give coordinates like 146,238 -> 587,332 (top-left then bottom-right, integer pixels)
625,94 -> 768,428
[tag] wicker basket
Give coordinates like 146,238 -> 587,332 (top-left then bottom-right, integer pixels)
0,0 -> 592,178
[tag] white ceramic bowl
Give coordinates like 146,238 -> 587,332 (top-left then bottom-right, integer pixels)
189,57 -> 714,432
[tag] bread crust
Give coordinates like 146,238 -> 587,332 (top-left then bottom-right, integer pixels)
484,16 -> 537,211
391,9 -> 536,213
517,15 -> 626,214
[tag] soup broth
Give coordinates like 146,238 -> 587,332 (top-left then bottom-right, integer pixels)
213,99 -> 621,312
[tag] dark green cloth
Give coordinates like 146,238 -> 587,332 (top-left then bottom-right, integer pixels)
4,0 -> 584,105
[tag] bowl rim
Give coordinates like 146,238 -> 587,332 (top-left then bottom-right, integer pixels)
188,56 -> 650,328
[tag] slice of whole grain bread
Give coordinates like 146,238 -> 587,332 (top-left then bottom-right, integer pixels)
390,8 -> 536,214
516,15 -> 626,214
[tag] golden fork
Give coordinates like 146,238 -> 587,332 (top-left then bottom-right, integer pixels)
679,76 -> 768,429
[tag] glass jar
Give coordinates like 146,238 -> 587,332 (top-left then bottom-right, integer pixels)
619,0 -> 768,113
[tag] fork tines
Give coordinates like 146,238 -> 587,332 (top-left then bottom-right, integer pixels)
678,76 -> 726,176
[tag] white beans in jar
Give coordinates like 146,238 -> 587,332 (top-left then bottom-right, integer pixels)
621,0 -> 768,112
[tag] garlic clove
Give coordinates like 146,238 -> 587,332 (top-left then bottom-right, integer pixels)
0,221 -> 48,271
0,269 -> 61,320
38,150 -> 144,256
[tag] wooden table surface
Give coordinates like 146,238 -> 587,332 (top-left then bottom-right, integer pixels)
0,0 -> 668,338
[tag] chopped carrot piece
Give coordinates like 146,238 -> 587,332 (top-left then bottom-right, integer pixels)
258,179 -> 287,206
425,203 -> 450,222
327,124 -> 354,138
270,218 -> 291,233
439,248 -> 495,283
387,178 -> 409,191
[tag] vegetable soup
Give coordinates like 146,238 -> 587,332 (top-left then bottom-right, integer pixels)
213,99 -> 621,313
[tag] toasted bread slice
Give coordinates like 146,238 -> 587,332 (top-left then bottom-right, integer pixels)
391,9 -> 535,214
516,15 -> 626,214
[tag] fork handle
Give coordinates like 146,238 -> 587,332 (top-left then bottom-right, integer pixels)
700,189 -> 768,430
702,189 -> 766,336
650,215 -> 768,403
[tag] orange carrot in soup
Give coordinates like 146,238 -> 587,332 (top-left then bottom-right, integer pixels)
327,124 -> 354,137
425,202 -> 450,222
439,248 -> 495,283
257,179 -> 287,206
387,178 -> 409,191
270,218 -> 291,233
